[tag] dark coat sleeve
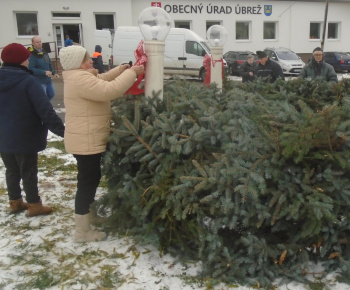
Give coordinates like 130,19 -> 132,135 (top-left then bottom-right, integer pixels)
272,61 -> 285,80
28,78 -> 65,137
325,64 -> 338,82
239,62 -> 250,78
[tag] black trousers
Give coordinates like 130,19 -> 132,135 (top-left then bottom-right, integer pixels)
0,152 -> 40,203
73,153 -> 102,215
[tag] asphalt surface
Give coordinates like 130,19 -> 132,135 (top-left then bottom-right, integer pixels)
51,77 -> 65,122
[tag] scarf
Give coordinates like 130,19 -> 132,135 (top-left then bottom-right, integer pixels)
311,58 -> 323,76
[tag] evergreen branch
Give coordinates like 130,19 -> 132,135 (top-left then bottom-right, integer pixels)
240,155 -> 268,202
192,160 -> 208,178
111,128 -> 132,136
122,115 -> 158,158
134,101 -> 140,132
278,250 -> 287,266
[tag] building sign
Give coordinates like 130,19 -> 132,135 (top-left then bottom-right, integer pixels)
163,4 -> 270,15
151,2 -> 161,7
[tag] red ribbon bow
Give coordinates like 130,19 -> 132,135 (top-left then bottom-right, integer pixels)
203,54 -> 224,87
125,40 -> 147,95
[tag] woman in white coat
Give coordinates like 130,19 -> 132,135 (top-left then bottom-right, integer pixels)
59,45 -> 144,242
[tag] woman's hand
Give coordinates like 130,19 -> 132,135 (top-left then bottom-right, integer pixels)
119,64 -> 130,73
130,65 -> 144,76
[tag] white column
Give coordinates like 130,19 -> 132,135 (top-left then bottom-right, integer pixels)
210,46 -> 223,91
144,40 -> 165,100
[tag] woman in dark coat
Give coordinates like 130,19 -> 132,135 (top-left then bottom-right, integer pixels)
239,54 -> 257,83
0,43 -> 64,217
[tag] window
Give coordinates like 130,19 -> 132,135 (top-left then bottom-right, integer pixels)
95,14 -> 114,30
206,21 -> 221,33
328,22 -> 339,39
174,21 -> 190,29
186,41 -> 205,57
310,22 -> 321,39
16,12 -> 38,36
264,22 -> 277,40
236,22 -> 250,40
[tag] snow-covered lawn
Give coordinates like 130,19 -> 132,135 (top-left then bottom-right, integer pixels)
1,128 -> 350,289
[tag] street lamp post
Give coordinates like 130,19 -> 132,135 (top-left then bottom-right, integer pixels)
206,25 -> 227,91
138,7 -> 171,100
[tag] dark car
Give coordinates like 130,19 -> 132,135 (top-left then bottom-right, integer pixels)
323,52 -> 350,72
223,51 -> 258,76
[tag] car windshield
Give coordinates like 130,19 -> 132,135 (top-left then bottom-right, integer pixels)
337,53 -> 350,59
201,41 -> 211,54
276,51 -> 300,60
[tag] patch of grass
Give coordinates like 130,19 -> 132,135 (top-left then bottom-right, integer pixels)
0,185 -> 6,195
38,154 -> 76,176
20,271 -> 59,290
98,265 -> 125,288
47,140 -> 66,152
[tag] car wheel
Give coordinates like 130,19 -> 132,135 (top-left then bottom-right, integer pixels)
199,68 -> 206,81
231,65 -> 235,76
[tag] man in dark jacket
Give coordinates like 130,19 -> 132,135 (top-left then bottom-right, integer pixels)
92,45 -> 105,73
28,36 -> 59,100
0,43 -> 65,217
239,54 -> 258,83
255,50 -> 285,83
299,47 -> 338,82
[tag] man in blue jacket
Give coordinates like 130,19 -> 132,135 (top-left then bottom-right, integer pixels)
0,43 -> 65,217
28,36 -> 59,100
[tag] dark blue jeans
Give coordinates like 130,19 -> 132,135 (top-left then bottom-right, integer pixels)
41,81 -> 55,101
0,153 -> 40,203
73,153 -> 102,215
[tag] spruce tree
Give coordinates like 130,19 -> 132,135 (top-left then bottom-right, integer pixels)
100,77 -> 350,287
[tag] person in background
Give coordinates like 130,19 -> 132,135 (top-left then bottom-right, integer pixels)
299,47 -> 338,82
28,36 -> 59,101
64,35 -> 73,47
0,43 -> 65,217
239,54 -> 258,83
59,45 -> 144,243
255,50 -> 285,83
92,45 -> 105,73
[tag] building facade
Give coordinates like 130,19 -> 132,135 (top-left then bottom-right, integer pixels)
1,0 -> 349,60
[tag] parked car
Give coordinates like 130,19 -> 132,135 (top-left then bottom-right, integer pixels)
223,51 -> 258,76
263,47 -> 305,75
323,52 -> 350,72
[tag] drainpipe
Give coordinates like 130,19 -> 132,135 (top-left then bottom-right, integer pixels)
320,0 -> 329,51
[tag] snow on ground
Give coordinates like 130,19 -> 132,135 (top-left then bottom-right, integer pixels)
1,73 -> 350,289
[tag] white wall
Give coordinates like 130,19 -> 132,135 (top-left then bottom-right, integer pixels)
1,0 -> 349,56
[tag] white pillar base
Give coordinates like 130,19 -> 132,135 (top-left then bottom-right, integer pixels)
210,46 -> 224,91
144,40 -> 165,100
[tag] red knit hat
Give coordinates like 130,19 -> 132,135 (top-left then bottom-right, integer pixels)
1,43 -> 31,64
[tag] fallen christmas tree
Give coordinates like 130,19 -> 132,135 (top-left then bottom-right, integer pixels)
100,77 -> 350,287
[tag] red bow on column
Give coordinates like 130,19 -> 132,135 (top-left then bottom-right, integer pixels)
125,40 -> 147,95
203,54 -> 224,87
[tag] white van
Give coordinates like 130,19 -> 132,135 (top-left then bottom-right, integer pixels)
94,29 -> 113,66
95,27 -> 224,80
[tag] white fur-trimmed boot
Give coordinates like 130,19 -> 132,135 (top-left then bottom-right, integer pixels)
74,213 -> 106,243
89,206 -> 108,226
